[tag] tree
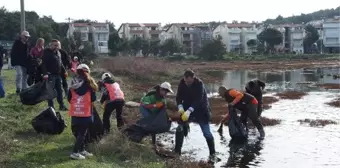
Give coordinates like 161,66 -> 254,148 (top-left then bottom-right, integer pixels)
303,25 -> 320,53
160,39 -> 181,56
108,32 -> 121,56
247,39 -> 257,53
199,38 -> 226,60
150,40 -> 161,56
130,37 -> 143,56
141,40 -> 150,56
258,28 -> 283,51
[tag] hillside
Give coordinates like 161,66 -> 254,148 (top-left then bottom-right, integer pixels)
264,6 -> 340,24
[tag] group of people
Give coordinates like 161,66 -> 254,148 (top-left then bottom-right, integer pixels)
8,30 -> 267,161
10,31 -> 81,109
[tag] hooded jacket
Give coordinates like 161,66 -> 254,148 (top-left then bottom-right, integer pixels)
140,85 -> 166,114
245,79 -> 265,103
67,76 -> 97,125
176,77 -> 211,123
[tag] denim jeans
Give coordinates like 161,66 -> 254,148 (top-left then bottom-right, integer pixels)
15,66 -> 28,90
198,122 -> 214,140
47,75 -> 65,108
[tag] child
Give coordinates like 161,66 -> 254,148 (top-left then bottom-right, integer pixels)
68,64 -> 98,160
71,56 -> 80,73
99,72 -> 125,133
139,82 -> 173,145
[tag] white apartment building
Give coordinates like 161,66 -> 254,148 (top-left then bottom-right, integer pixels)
117,23 -> 163,41
323,17 -> 340,52
213,23 -> 257,54
290,24 -> 305,53
67,23 -> 110,54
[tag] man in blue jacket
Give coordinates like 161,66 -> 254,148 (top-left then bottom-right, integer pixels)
175,69 -> 216,158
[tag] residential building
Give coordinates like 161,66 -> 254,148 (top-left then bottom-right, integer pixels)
213,23 -> 256,54
290,24 -> 305,53
67,23 -> 110,54
322,17 -> 340,53
165,23 -> 213,55
117,23 -> 163,41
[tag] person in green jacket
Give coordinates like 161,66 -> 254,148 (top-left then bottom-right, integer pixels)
139,82 -> 174,145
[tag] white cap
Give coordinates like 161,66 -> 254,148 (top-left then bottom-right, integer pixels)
160,82 -> 174,93
21,31 -> 30,37
74,56 -> 78,60
76,64 -> 90,73
101,73 -> 111,80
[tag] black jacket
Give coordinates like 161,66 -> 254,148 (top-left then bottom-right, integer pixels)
0,45 -> 4,66
42,48 -> 65,75
59,49 -> 72,70
10,39 -> 29,67
245,79 -> 265,103
176,77 -> 211,123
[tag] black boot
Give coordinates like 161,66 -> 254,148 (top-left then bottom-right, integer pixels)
206,138 -> 216,156
174,125 -> 184,155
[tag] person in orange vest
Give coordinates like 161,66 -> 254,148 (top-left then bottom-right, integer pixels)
71,56 -> 80,73
218,86 -> 265,139
99,73 -> 125,133
68,64 -> 98,160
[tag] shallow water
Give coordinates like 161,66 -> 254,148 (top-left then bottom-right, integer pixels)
160,67 -> 340,168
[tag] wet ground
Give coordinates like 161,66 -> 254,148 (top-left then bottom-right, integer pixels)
159,67 -> 340,168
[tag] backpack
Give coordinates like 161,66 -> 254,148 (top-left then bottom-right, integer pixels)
32,107 -> 66,134
228,107 -> 248,140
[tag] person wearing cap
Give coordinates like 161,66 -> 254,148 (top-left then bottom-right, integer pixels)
68,63 -> 98,160
42,39 -> 68,111
99,73 -> 125,133
139,82 -> 174,145
71,57 -> 80,73
11,31 -> 30,94
175,69 -> 216,158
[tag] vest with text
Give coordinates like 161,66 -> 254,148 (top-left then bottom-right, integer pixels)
105,83 -> 124,101
69,90 -> 92,117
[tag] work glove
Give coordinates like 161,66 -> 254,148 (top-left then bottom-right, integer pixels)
43,75 -> 48,80
178,104 -> 185,114
154,102 -> 164,109
181,107 -> 194,122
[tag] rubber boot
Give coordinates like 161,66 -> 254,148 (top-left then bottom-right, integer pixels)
206,138 -> 216,156
259,128 -> 265,139
174,125 -> 184,155
151,134 -> 156,145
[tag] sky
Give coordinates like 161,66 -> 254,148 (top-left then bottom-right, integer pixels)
1,0 -> 339,27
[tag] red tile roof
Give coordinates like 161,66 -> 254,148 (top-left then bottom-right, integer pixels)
73,23 -> 107,27
143,23 -> 160,27
227,24 -> 254,28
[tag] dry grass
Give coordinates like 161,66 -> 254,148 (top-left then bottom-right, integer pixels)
262,96 -> 280,110
326,97 -> 340,108
166,158 -> 212,168
317,83 -> 340,89
275,91 -> 307,100
298,119 -> 337,127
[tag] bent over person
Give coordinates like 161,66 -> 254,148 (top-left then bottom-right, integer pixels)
175,69 -> 216,158
218,86 -> 265,139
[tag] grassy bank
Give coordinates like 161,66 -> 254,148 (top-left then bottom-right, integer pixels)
0,70 -> 169,168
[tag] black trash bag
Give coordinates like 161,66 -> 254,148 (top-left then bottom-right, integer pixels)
32,107 -> 66,134
20,80 -> 57,105
71,107 -> 104,143
228,107 -> 248,140
123,109 -> 171,143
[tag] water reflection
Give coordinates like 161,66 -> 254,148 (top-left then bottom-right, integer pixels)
218,133 -> 263,168
206,67 -> 340,93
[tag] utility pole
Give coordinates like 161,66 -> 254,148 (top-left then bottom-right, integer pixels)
20,0 -> 25,31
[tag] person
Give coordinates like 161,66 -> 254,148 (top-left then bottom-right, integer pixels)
218,86 -> 265,139
175,69 -> 216,157
99,72 -> 125,133
71,56 -> 80,73
11,31 -> 30,94
42,39 -> 68,111
68,63 -> 97,160
58,41 -> 72,97
0,45 -> 4,75
29,38 -> 45,84
245,79 -> 266,117
140,82 -> 173,145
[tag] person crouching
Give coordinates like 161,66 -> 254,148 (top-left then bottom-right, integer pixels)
139,82 -> 174,145
68,64 -> 98,160
100,73 -> 125,133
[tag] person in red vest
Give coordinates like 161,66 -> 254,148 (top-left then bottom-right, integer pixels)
71,56 -> 80,73
99,73 -> 125,133
68,64 -> 98,160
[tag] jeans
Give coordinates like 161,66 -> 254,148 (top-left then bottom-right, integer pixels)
72,123 -> 89,153
103,100 -> 125,133
15,66 -> 28,90
139,106 -> 162,145
47,75 -> 65,108
198,123 -> 214,140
